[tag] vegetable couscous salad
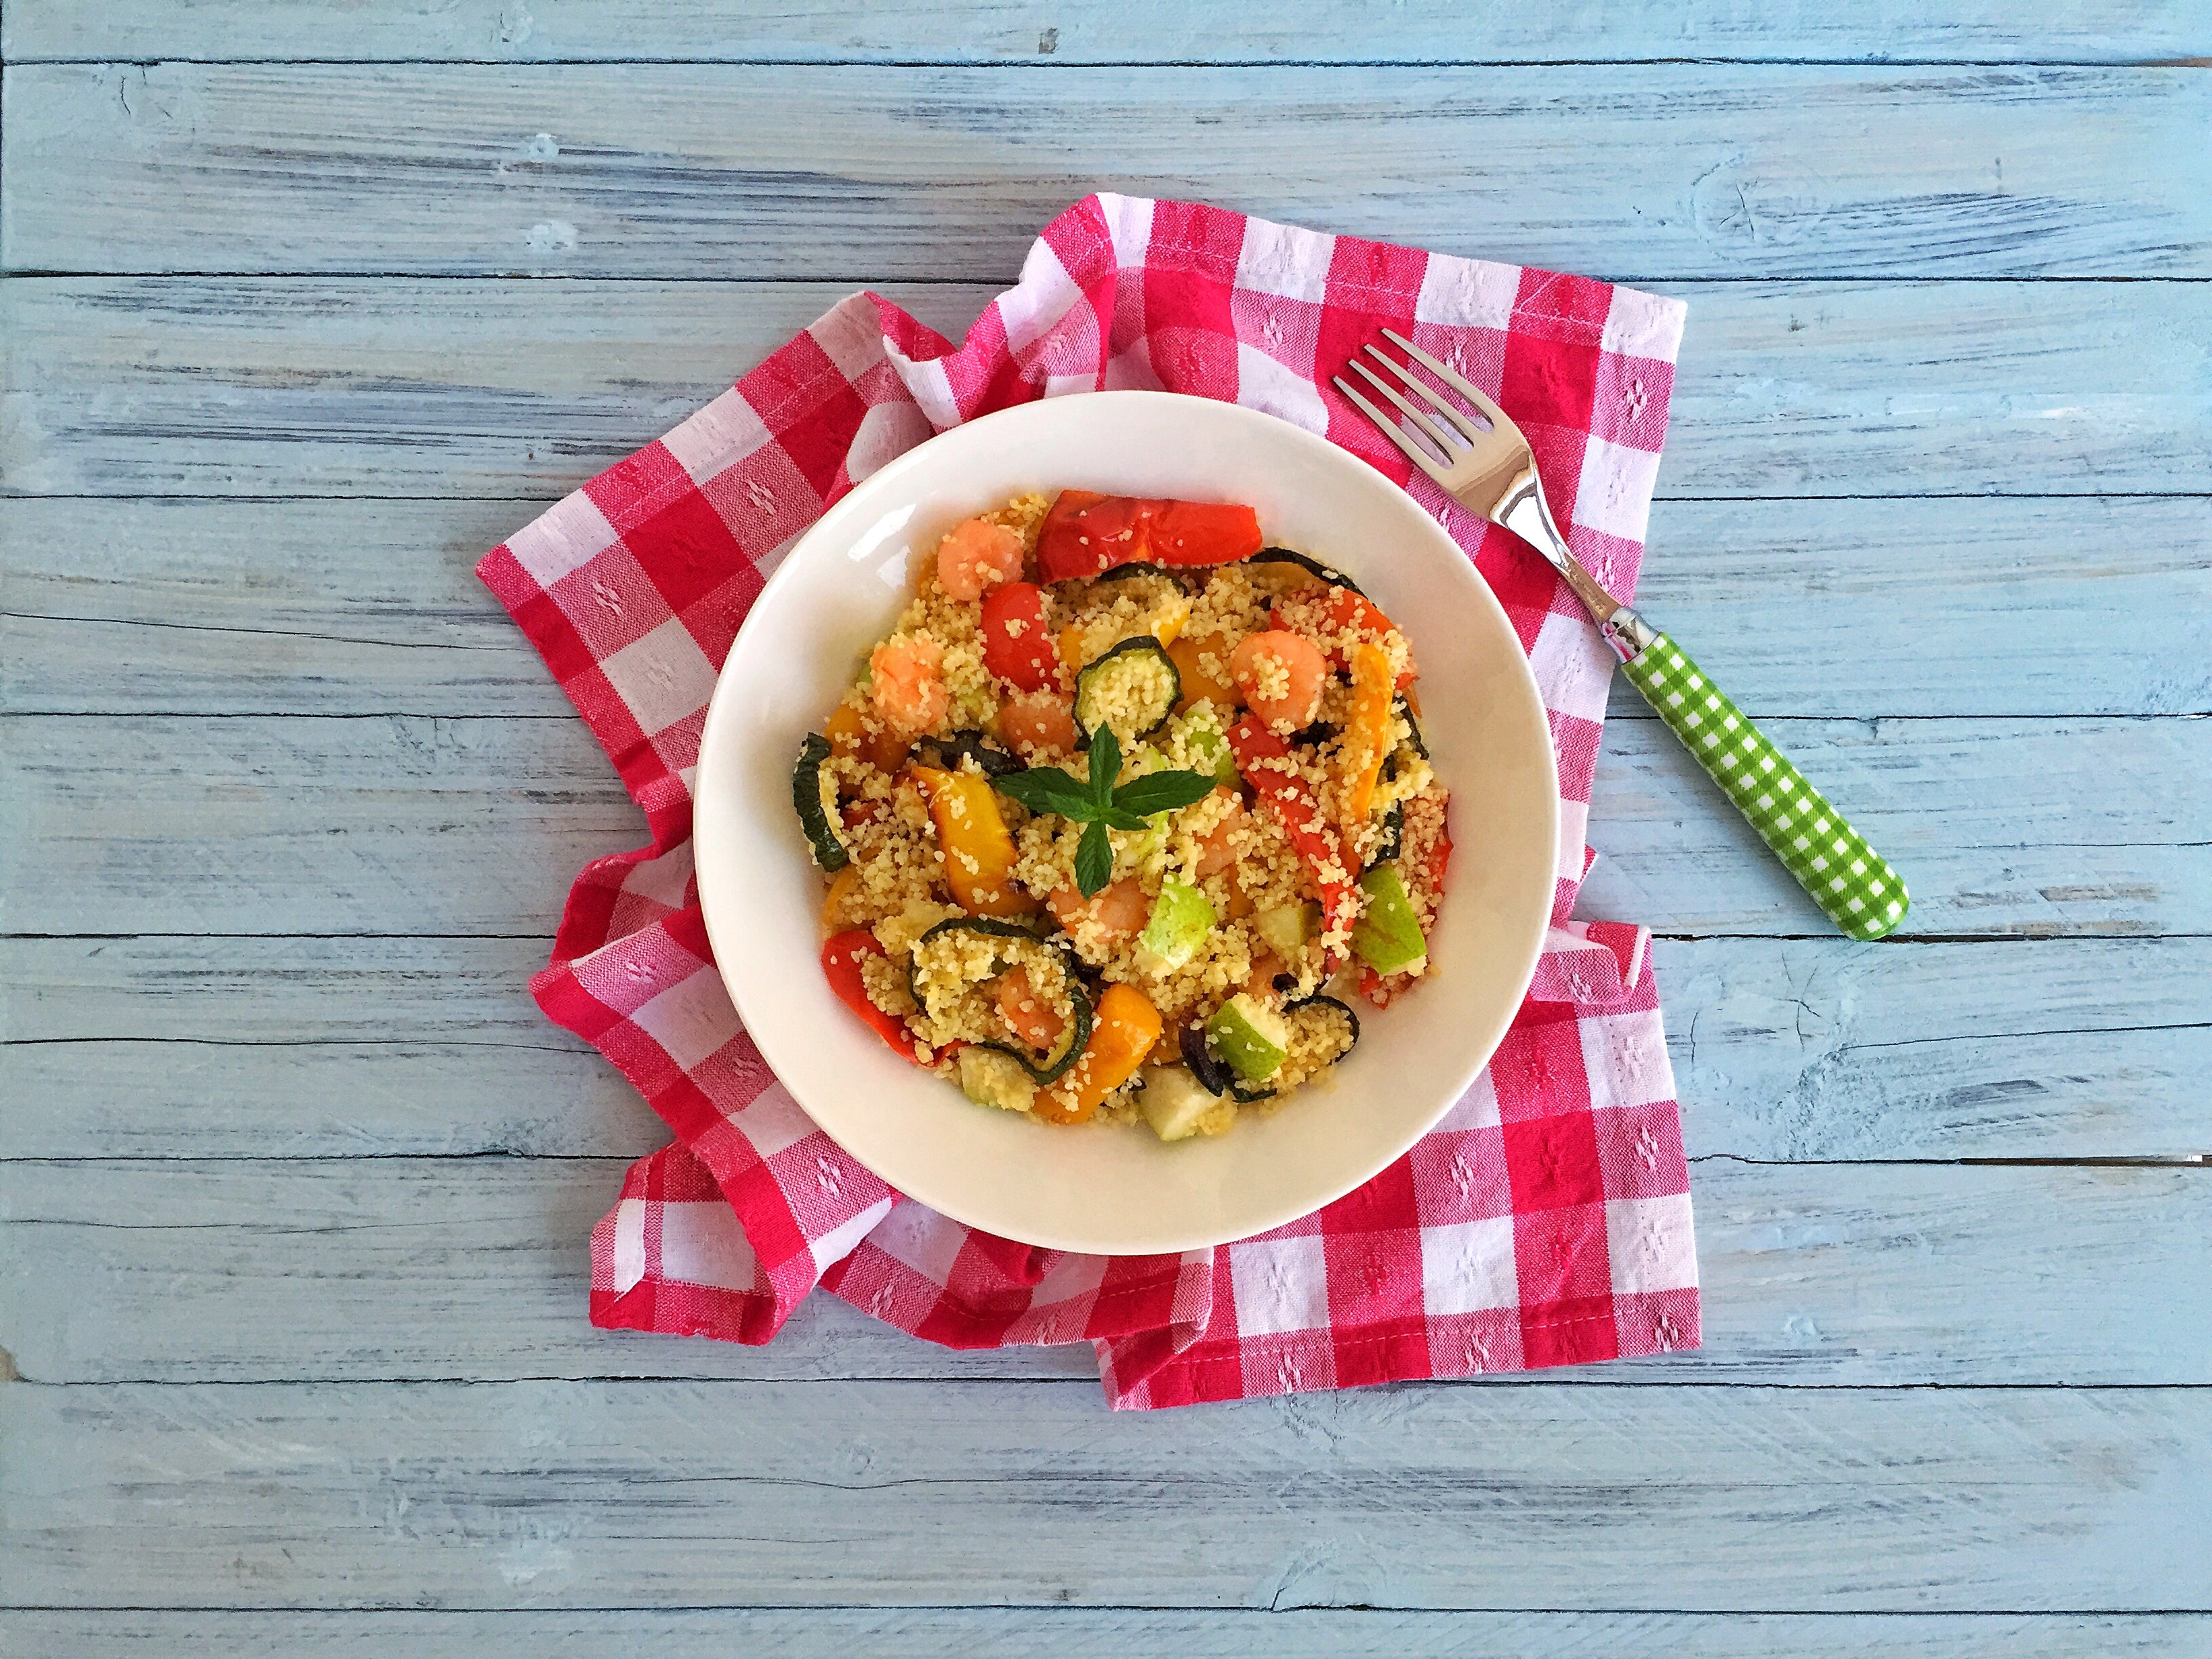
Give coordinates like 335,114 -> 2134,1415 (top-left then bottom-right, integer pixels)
793,489 -> 1452,1141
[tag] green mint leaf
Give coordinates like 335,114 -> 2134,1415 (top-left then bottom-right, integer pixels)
1112,769 -> 1221,818
992,766 -> 1097,819
1098,806 -> 1150,834
1086,724 -> 1122,807
1074,820 -> 1114,897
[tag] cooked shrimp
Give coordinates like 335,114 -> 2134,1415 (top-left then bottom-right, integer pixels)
1048,876 -> 1150,938
1230,630 -> 1328,732
870,634 -> 947,735
997,689 -> 1080,757
995,965 -> 1066,1050
1244,950 -> 1288,1004
935,517 -> 1025,600
1193,791 -> 1248,876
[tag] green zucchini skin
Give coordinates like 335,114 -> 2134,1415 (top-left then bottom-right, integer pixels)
1073,635 -> 1181,745
1285,993 -> 1361,1062
1393,693 -> 1430,759
1081,560 -> 1190,588
792,733 -> 849,872
1373,800 -> 1406,864
1254,547 -> 1366,595
907,917 -> 1094,1085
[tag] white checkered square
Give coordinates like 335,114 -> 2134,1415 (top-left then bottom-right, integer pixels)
1229,1235 -> 1331,1336
629,968 -> 740,1071
1570,436 -> 1662,543
1606,1194 -> 1700,1294
506,489 -> 619,588
599,616 -> 718,737
1419,1216 -> 1519,1315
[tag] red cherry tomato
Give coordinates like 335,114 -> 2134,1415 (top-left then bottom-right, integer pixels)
979,581 -> 1061,691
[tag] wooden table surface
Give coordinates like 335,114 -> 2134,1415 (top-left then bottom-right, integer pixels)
3,3 -> 2208,1653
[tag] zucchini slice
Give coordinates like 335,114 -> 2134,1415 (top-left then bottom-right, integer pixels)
907,917 -> 1094,1085
1141,1065 -> 1235,1142
1073,636 -> 1181,746
1252,547 -> 1366,596
791,733 -> 849,872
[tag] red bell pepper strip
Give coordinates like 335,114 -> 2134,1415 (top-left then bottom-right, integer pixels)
1227,714 -> 1360,973
1143,498 -> 1263,568
822,929 -> 927,1064
1036,492 -> 1263,582
979,580 -> 1061,691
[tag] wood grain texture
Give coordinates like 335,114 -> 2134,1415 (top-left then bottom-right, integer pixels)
6,65 -> 2208,278
8,277 -> 2209,502
8,1610 -> 2209,1659
7,1379 -> 2208,1610
9,712 -> 2197,937
8,493 -> 2207,722
6,936 -> 2205,1162
5,1156 -> 2207,1386
8,0 -> 2207,66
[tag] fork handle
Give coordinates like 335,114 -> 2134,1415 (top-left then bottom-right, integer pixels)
1617,631 -> 1909,941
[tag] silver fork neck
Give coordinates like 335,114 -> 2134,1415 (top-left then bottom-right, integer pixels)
1493,466 -> 1656,663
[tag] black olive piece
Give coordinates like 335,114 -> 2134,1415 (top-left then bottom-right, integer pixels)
1273,973 -> 1297,992
1179,1021 -> 1232,1097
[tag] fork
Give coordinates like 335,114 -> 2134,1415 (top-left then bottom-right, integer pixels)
1335,329 -> 1908,942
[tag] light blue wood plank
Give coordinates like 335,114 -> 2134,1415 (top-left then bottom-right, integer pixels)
9,494 -> 2204,721
6,65 -> 2207,278
8,279 -> 2206,502
7,0 -> 2207,66
6,1379 -> 2208,1608
7,935 -> 2202,1162
4,712 -> 2200,937
6,1609 -> 2206,1658
4,1156 -> 2205,1385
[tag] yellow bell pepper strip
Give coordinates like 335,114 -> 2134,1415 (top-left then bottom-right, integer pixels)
821,863 -> 863,931
1035,982 -> 1163,1125
1228,713 -> 1359,974
909,764 -> 1040,918
1338,640 -> 1395,833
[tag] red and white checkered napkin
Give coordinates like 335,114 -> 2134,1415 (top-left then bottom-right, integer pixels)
478,194 -> 1700,1408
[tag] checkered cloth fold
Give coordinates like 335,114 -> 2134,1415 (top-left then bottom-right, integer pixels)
479,194 -> 1700,1408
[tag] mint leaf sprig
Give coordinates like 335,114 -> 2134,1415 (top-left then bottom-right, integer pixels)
990,724 -> 1218,897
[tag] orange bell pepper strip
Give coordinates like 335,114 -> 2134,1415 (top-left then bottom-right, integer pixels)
1166,631 -> 1240,711
1338,641 -> 1397,831
1228,714 -> 1360,974
1035,983 -> 1163,1125
909,764 -> 1040,918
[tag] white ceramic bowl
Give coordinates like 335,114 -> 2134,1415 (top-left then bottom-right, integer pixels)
694,391 -> 1557,1255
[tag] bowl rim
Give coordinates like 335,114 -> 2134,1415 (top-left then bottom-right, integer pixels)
693,388 -> 1557,1252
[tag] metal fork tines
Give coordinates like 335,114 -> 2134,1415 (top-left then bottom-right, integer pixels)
1332,327 -> 1626,626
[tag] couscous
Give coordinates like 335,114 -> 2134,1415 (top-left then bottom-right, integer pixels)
795,489 -> 1452,1139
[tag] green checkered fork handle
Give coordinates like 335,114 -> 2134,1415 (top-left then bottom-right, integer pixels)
1620,636 -> 1907,941
1334,327 -> 1910,942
